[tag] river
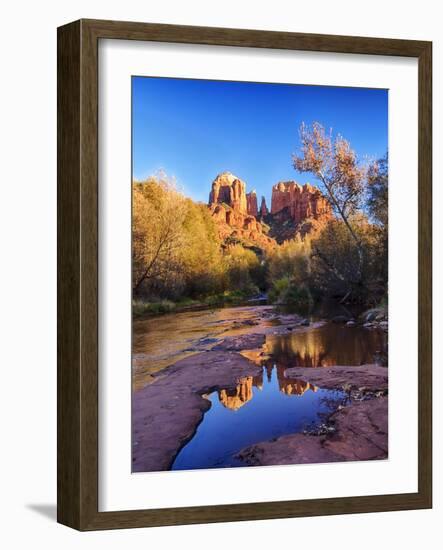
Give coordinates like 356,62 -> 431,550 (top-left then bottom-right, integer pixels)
132,304 -> 387,470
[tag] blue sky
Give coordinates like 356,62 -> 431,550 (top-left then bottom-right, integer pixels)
132,77 -> 388,206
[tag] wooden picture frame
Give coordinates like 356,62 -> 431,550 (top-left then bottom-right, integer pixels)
57,18 -> 432,530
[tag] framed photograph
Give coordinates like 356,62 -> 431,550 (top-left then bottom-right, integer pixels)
57,19 -> 432,530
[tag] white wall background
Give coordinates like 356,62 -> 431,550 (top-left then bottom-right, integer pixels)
0,0 -> 441,547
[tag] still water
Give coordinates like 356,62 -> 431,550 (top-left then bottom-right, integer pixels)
171,366 -> 347,470
133,305 -> 387,470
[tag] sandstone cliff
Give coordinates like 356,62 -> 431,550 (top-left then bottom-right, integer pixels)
208,172 -> 333,249
209,203 -> 275,249
271,181 -> 332,224
209,172 -> 247,213
246,190 -> 258,217
209,172 -> 276,250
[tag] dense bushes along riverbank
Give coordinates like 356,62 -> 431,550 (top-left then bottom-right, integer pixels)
132,125 -> 388,313
133,184 -> 387,314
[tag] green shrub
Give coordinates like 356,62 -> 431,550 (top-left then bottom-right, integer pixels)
132,299 -> 176,317
282,284 -> 314,309
269,277 -> 313,309
268,276 -> 290,303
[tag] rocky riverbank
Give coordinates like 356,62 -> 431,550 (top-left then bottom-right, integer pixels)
132,351 -> 262,472
132,309 -> 315,472
132,306 -> 388,472
237,364 -> 388,466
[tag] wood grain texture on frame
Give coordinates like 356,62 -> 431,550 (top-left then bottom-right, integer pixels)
57,19 -> 432,530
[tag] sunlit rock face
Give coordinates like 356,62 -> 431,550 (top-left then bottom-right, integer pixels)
270,181 -> 332,225
246,190 -> 258,217
209,172 -> 248,213
208,173 -> 332,248
208,172 -> 277,250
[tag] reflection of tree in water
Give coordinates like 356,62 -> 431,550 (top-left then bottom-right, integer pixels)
265,325 -> 387,368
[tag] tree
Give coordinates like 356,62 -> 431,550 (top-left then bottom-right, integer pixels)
366,153 -> 388,290
179,200 -> 225,297
223,244 -> 261,293
309,215 -> 383,301
132,176 -> 186,293
267,235 -> 311,286
367,153 -> 388,227
293,122 -> 367,288
266,236 -> 313,307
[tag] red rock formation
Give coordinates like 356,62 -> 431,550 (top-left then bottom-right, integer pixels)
271,181 -> 332,225
246,190 -> 258,217
209,172 -> 247,213
259,196 -> 269,217
209,203 -> 276,250
209,172 -> 277,250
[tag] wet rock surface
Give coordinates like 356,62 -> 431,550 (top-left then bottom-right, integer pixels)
132,351 -> 262,472
237,364 -> 388,466
237,397 -> 388,466
213,333 -> 266,351
133,306 -> 388,471
284,364 -> 388,393
324,397 -> 388,460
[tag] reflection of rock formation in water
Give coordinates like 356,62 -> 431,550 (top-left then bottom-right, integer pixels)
279,377 -> 317,396
265,326 -> 388,369
266,364 -> 317,395
239,349 -> 267,365
218,374 -> 263,410
263,364 -> 317,396
218,367 -> 316,410
266,332 -> 334,368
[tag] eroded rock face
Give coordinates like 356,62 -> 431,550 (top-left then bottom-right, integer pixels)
270,181 -> 332,225
208,172 -> 276,250
246,190 -> 258,217
209,172 -> 248,213
208,173 -> 333,248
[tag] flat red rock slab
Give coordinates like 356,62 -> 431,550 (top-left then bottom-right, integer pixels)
237,397 -> 388,466
284,364 -> 388,392
237,433 -> 344,466
132,351 -> 262,472
324,397 -> 388,460
213,333 -> 266,351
